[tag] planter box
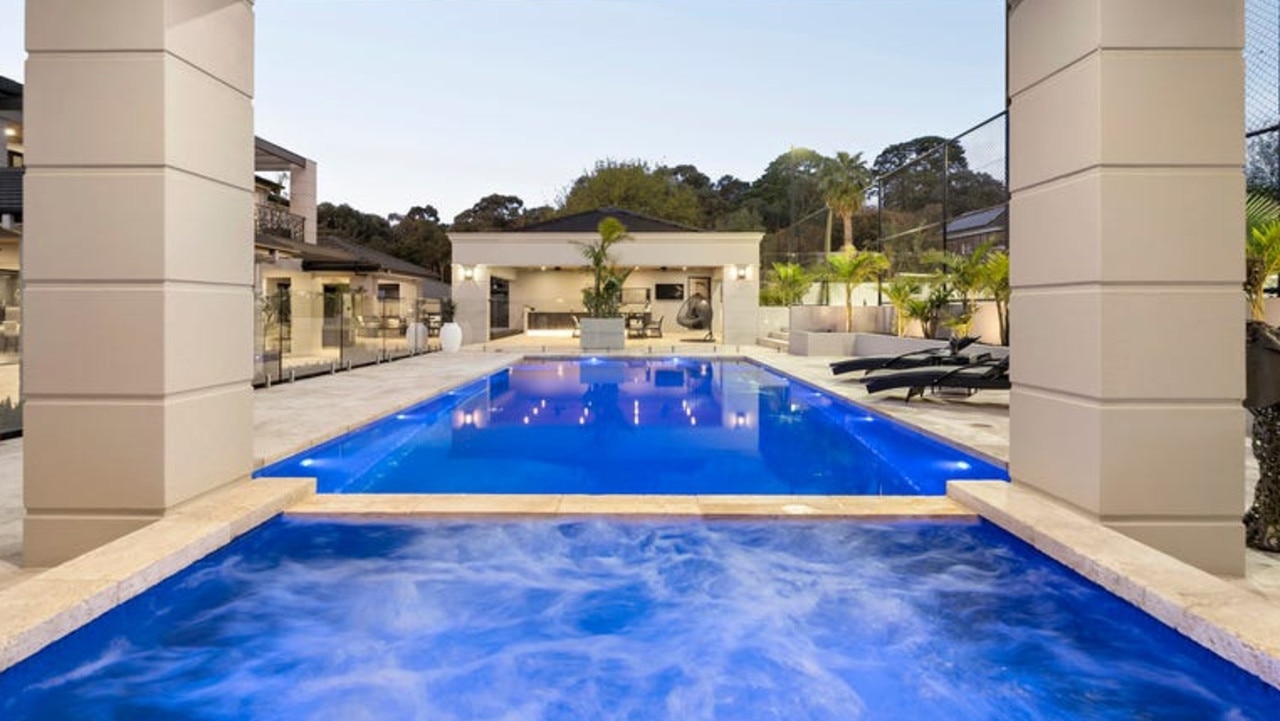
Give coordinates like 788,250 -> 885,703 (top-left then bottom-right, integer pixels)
579,317 -> 625,351
789,331 -> 857,357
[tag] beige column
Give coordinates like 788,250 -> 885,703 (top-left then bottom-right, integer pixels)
453,264 -> 490,345
721,264 -> 760,345
291,158 -> 317,245
1008,0 -> 1245,574
22,0 -> 255,565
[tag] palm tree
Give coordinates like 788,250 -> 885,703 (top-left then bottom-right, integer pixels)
903,284 -> 952,339
978,251 -> 1010,345
884,275 -> 923,337
818,151 -> 872,252
763,262 -> 813,307
924,241 -> 995,338
574,217 -> 631,317
1246,193 -> 1280,321
824,248 -> 891,332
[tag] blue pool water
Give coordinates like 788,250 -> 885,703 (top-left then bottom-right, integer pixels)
2,517 -> 1277,720
255,358 -> 1007,494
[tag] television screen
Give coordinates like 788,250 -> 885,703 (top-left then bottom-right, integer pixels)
655,283 -> 684,300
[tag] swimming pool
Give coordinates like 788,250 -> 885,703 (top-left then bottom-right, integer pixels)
2,516 -> 1276,719
255,358 -> 1007,494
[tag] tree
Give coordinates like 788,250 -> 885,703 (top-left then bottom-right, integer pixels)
451,194 -> 527,231
884,275 -> 924,337
872,136 -> 952,213
923,241 -> 995,338
903,284 -> 952,339
947,168 -> 1009,218
1246,192 -> 1280,321
715,207 -> 766,232
823,248 -> 890,332
560,160 -> 703,226
575,217 -> 632,317
818,151 -> 873,251
317,202 -> 392,245
522,205 -> 556,226
1247,132 -> 1280,202
388,205 -> 451,279
978,251 -> 1010,345
747,148 -> 827,232
761,262 -> 813,307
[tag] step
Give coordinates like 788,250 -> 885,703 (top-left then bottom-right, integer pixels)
757,336 -> 789,351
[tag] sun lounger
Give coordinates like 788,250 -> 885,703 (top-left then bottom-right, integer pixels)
861,355 -> 1010,402
830,336 -> 980,376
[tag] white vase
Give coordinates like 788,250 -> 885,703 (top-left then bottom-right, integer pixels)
440,322 -> 463,353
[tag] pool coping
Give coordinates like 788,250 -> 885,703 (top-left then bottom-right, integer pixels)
0,478 -> 313,674
286,493 -> 974,518
950,481 -> 1280,689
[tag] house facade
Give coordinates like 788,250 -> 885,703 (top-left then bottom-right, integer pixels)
449,208 -> 762,346
249,139 -> 448,384
0,75 -> 449,406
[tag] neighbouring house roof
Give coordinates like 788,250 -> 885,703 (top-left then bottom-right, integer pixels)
254,136 -> 308,172
313,235 -> 440,279
0,76 -> 21,111
945,204 -> 1006,241
256,233 -> 356,264
0,168 -> 21,216
518,207 -> 704,233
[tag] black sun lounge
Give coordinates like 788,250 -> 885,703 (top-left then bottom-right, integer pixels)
861,355 -> 1010,402
830,335 -> 981,376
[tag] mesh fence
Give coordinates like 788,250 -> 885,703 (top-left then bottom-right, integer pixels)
1249,0 -> 1280,200
875,112 -> 1008,273
759,112 -> 1009,279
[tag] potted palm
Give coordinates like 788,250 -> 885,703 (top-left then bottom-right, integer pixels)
438,298 -> 462,353
884,275 -> 923,337
978,250 -> 1010,346
763,262 -> 813,307
574,217 -> 632,350
823,247 -> 890,333
924,241 -> 994,339
1244,192 -> 1280,551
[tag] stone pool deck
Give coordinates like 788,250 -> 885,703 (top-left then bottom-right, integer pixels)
0,344 -> 1277,686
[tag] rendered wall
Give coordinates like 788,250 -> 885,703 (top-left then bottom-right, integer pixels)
22,0 -> 255,565
1008,0 -> 1245,574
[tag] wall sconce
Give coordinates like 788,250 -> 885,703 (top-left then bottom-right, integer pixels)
460,265 -> 475,281
735,265 -> 748,280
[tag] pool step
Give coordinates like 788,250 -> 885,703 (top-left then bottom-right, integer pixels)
757,329 -> 789,352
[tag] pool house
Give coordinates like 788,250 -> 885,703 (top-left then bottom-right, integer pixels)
449,208 -> 762,347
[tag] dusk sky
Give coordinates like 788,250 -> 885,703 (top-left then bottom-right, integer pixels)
0,0 -> 1005,220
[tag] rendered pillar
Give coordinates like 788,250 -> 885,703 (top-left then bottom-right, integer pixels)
1008,0 -> 1245,574
721,264 -> 760,346
22,0 -> 255,565
291,158 -> 318,246
453,265 -> 490,345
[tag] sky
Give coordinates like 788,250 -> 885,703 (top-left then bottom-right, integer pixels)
0,0 -> 1006,221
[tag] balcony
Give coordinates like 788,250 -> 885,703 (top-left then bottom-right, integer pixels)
255,202 -> 305,242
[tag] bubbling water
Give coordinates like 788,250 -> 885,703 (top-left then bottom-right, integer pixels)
2,517 -> 1277,720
